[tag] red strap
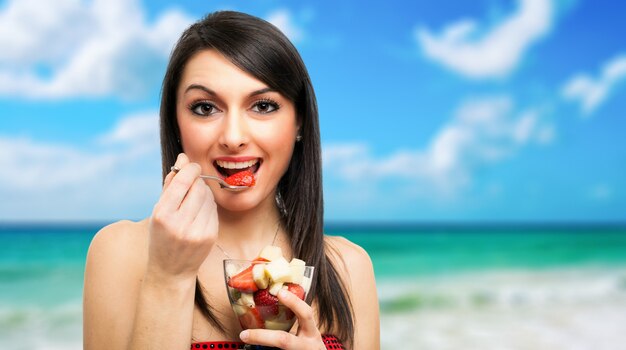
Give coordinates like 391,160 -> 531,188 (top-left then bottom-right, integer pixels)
191,334 -> 344,349
190,341 -> 243,349
322,334 -> 345,349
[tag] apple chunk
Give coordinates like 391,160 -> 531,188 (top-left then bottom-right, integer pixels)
264,257 -> 291,283
252,263 -> 269,289
287,258 -> 306,284
268,282 -> 284,296
258,245 -> 283,262
237,293 -> 255,308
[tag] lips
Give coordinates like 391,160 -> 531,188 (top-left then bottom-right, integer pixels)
214,158 -> 261,177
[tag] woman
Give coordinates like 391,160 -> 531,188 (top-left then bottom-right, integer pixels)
83,11 -> 379,350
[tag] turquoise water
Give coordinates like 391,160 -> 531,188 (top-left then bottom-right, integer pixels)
2,223 -> 626,349
332,225 -> 626,277
0,225 -> 91,307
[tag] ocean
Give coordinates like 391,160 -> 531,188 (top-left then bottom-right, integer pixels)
1,223 -> 626,350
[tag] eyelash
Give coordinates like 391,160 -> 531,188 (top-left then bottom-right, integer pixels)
252,98 -> 281,114
188,100 -> 218,117
187,98 -> 282,117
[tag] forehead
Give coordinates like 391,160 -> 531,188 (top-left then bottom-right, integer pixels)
178,49 -> 268,94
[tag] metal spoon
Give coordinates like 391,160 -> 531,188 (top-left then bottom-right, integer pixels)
170,166 -> 250,192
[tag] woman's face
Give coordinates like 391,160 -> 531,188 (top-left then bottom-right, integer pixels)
176,49 -> 299,212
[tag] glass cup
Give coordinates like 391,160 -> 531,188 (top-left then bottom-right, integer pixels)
223,259 -> 315,349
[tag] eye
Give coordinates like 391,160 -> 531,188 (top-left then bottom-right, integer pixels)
251,99 -> 280,114
190,101 -> 219,116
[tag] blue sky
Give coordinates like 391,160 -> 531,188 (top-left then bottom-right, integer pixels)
1,0 -> 625,223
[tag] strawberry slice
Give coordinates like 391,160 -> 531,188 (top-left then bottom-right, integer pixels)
228,266 -> 258,293
238,307 -> 265,329
252,257 -> 270,264
224,170 -> 255,187
253,288 -> 279,318
285,283 -> 305,300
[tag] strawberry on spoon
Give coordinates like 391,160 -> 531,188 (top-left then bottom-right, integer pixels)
224,170 -> 256,187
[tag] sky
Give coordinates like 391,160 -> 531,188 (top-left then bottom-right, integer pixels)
0,0 -> 625,223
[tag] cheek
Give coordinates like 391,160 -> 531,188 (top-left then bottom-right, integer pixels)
260,129 -> 296,171
177,116 -> 219,159
255,119 -> 296,152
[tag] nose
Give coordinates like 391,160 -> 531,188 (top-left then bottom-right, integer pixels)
218,111 -> 249,151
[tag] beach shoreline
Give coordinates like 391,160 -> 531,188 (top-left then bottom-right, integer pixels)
2,224 -> 626,349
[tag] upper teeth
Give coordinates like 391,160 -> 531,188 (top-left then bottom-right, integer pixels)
216,159 -> 259,169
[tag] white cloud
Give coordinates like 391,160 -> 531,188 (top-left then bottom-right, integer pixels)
561,54 -> 626,116
266,9 -> 305,43
324,96 -> 553,196
0,0 -> 193,99
0,113 -> 161,221
0,137 -> 117,190
416,0 -> 553,79
98,112 -> 160,156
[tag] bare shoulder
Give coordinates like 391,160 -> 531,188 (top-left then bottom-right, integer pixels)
85,219 -> 149,290
324,235 -> 373,273
85,219 -> 149,288
84,219 -> 149,347
324,234 -> 380,349
323,235 -> 375,293
87,219 -> 148,259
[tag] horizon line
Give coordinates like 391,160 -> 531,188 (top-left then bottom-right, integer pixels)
2,219 -> 626,230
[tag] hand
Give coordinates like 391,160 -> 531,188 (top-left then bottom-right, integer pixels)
240,289 -> 325,349
147,153 -> 218,281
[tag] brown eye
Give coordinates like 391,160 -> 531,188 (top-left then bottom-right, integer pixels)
190,102 -> 218,116
252,100 -> 279,114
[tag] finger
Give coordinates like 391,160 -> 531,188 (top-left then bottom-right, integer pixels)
178,178 -> 210,223
277,289 -> 317,334
183,183 -> 216,239
163,153 -> 190,192
162,170 -> 176,191
159,162 -> 201,213
175,152 -> 189,166
185,197 -> 212,238
240,329 -> 297,349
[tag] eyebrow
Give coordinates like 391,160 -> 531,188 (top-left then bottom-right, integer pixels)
184,84 -> 277,97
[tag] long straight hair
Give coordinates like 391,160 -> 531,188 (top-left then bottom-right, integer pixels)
159,11 -> 354,345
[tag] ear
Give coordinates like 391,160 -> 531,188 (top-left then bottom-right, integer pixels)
295,118 -> 302,140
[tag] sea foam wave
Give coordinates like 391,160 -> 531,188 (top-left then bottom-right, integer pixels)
2,266 -> 625,349
0,301 -> 82,350
379,266 -> 626,349
379,266 -> 626,311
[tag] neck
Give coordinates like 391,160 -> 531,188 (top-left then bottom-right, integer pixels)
215,193 -> 284,260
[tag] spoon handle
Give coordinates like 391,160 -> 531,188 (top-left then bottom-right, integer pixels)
170,166 -> 249,191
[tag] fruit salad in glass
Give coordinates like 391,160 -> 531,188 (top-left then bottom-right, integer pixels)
223,246 -> 314,334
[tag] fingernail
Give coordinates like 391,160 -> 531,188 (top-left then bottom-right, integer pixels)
240,330 -> 249,341
278,290 -> 288,298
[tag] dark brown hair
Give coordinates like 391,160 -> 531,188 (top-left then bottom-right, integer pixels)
159,11 -> 353,345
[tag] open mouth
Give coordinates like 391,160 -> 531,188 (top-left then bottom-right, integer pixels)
214,158 -> 261,178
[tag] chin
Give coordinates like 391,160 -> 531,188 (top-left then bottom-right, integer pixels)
215,190 -> 269,213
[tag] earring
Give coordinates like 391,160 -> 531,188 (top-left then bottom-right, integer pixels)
275,191 -> 288,217
295,135 -> 302,142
